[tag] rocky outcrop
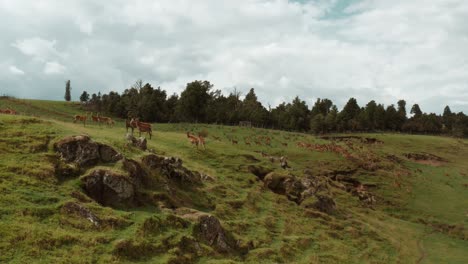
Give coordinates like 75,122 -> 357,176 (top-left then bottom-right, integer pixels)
54,135 -> 122,167
61,201 -> 101,227
122,158 -> 146,186
125,133 -> 147,150
81,169 -> 135,207
193,215 -> 236,253
142,154 -> 202,185
247,165 -> 273,181
249,169 -> 337,214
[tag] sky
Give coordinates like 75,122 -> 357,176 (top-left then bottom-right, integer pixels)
1,0 -> 467,113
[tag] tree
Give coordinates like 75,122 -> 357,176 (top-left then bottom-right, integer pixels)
396,100 -> 407,130
287,96 -> 310,131
79,91 -> 90,103
410,104 -> 422,118
239,88 -> 268,125
64,80 -> 71,101
311,98 -> 333,117
324,105 -> 338,132
176,80 -> 213,122
337,98 -> 361,131
310,114 -> 325,134
385,105 -> 398,130
442,105 -> 454,132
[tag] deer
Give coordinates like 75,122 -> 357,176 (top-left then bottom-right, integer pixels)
130,118 -> 152,139
231,139 -> 238,145
91,113 -> 100,124
73,115 -> 87,126
187,132 -> 200,149
198,133 -> 206,149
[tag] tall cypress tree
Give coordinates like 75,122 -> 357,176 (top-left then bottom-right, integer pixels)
64,80 -> 71,101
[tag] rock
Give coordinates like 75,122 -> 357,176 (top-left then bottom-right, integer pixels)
280,156 -> 290,169
61,201 -> 101,227
54,135 -> 122,167
193,215 -> 236,253
254,169 -> 337,213
99,144 -> 123,162
54,135 -> 100,166
247,165 -> 273,180
263,172 -> 293,195
126,133 -> 147,150
313,194 -> 336,214
81,169 -> 135,207
54,160 -> 80,178
141,154 -> 202,185
122,158 -> 146,186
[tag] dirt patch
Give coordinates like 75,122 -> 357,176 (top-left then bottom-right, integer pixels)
404,153 -> 447,166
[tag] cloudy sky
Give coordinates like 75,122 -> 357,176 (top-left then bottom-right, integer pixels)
1,0 -> 467,113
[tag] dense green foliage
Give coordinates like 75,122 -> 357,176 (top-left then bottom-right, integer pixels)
80,80 -> 468,137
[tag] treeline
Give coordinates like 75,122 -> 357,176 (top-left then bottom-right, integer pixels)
79,80 -> 468,137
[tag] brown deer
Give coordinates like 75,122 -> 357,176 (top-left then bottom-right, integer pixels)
187,132 -> 200,148
73,115 -> 87,126
126,118 -> 137,134
130,118 -> 152,139
231,139 -> 238,145
198,133 -> 206,149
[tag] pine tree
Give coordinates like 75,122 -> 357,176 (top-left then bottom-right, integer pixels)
64,80 -> 71,101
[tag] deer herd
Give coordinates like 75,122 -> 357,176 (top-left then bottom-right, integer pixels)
0,108 -> 17,115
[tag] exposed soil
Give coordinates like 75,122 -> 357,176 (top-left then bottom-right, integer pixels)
404,153 -> 447,166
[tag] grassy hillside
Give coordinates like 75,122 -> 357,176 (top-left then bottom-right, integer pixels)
1,98 -> 467,263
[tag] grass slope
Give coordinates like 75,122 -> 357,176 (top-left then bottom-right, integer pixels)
1,98 -> 467,263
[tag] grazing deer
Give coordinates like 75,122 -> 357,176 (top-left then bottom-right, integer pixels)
130,118 -> 152,139
106,118 -> 115,127
231,139 -> 238,145
98,116 -> 113,127
91,113 -> 100,123
73,115 -> 87,126
187,132 -> 200,148
0,108 -> 17,115
198,133 -> 206,149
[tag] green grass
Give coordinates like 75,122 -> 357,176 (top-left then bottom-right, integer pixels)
1,98 -> 467,263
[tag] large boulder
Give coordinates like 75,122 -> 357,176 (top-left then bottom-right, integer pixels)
125,134 -> 147,151
81,169 -> 135,207
54,135 -> 122,167
99,144 -> 123,163
250,169 -> 337,214
122,158 -> 146,186
141,154 -> 202,185
193,215 -> 236,253
247,165 -> 273,181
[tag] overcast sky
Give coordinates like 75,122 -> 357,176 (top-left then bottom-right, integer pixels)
1,0 -> 467,113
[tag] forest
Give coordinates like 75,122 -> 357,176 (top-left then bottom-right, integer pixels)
78,80 -> 468,137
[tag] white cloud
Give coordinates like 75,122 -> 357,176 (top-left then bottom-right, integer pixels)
11,37 -> 63,62
0,0 -> 467,112
9,65 -> 25,75
43,61 -> 66,75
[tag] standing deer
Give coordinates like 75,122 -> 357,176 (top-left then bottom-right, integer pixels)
130,118 -> 152,139
73,115 -> 87,126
